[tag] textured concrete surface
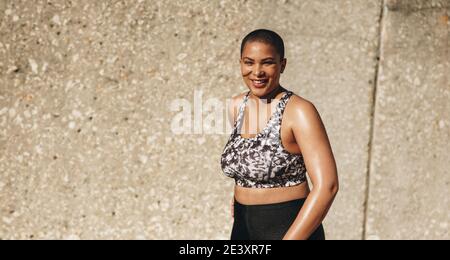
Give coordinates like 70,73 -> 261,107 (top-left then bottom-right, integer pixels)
366,0 -> 449,240
0,0 -> 448,240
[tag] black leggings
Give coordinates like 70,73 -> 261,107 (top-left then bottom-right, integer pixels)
230,197 -> 325,240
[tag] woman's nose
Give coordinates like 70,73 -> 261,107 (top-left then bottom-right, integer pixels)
253,65 -> 264,77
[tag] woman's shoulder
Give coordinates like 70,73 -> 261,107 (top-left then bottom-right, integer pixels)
286,92 -> 320,122
231,91 -> 249,103
229,91 -> 249,111
288,92 -> 314,107
227,91 -> 249,125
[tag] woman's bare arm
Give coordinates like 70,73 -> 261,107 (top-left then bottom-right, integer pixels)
282,97 -> 339,240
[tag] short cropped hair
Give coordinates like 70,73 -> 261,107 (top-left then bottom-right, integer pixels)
240,29 -> 285,60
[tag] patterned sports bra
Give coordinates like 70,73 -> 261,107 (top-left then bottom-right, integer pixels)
220,90 -> 307,188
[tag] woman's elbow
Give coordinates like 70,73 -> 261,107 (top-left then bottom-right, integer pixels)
329,170 -> 339,195
317,179 -> 339,196
330,181 -> 339,196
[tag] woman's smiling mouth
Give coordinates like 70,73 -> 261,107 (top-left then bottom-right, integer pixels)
251,79 -> 269,88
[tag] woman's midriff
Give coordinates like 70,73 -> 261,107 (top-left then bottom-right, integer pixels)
234,181 -> 310,205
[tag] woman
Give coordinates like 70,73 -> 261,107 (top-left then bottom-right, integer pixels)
221,29 -> 339,240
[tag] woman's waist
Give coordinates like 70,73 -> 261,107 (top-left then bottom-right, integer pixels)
234,181 -> 310,206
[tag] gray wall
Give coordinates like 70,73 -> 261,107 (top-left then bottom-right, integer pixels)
0,0 -> 448,240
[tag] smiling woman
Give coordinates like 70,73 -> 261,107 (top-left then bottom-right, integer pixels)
239,30 -> 286,95
220,29 -> 339,240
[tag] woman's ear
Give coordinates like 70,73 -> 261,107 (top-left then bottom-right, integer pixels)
281,58 -> 287,73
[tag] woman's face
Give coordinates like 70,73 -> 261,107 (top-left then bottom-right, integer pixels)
240,41 -> 286,97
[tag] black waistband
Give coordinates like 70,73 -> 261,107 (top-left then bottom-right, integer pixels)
234,197 -> 307,210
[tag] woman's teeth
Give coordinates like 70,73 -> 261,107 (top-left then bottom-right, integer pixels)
252,80 -> 267,88
252,79 -> 268,86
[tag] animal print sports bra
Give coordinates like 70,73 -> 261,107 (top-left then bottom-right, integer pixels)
220,90 -> 307,188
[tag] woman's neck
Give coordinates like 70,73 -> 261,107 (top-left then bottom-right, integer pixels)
252,85 -> 285,104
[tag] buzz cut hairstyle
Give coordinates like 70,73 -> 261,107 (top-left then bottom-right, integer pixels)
240,29 -> 285,61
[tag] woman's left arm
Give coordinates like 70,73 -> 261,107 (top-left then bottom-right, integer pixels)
282,99 -> 339,240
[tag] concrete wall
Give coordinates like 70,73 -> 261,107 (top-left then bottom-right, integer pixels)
0,0 -> 448,240
366,0 -> 450,240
